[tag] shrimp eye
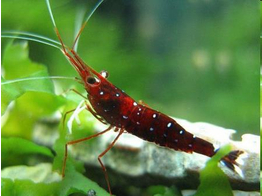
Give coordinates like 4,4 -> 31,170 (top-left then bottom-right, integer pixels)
86,76 -> 96,84
100,70 -> 109,78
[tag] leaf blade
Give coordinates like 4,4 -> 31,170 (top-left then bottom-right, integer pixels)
194,145 -> 233,196
2,137 -> 54,158
1,42 -> 55,115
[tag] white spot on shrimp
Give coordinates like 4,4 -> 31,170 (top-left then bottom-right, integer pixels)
174,139 -> 178,143
136,122 -> 140,125
123,115 -> 128,119
133,102 -> 138,106
101,70 -> 108,78
149,127 -> 154,131
100,91 -> 104,95
167,122 -> 172,128
153,114 -> 157,119
116,93 -> 120,97
189,144 -> 193,148
179,130 -> 184,135
137,112 -> 140,115
138,108 -> 142,111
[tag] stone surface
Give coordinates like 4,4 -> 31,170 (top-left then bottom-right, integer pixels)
33,116 -> 260,192
182,190 -> 261,196
1,163 -> 62,183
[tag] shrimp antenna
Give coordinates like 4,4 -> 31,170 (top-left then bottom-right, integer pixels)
73,6 -> 86,52
45,0 -> 67,53
2,31 -> 61,50
2,76 -> 77,85
72,0 -> 104,51
46,0 -> 57,28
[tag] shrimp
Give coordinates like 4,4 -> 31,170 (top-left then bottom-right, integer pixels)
3,0 -> 244,195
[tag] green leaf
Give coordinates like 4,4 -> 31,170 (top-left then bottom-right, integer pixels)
1,178 -> 61,196
260,171 -> 262,192
1,163 -> 61,196
145,185 -> 182,196
3,42 -> 46,79
161,186 -> 182,196
1,163 -> 110,196
194,145 -> 233,196
1,42 -> 55,115
1,92 -> 66,139
1,77 -> 21,114
59,162 -> 110,196
2,137 -> 54,159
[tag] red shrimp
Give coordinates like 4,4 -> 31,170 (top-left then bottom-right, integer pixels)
44,0 -> 243,195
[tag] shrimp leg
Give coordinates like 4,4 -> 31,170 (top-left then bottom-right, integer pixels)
62,125 -> 113,177
98,127 -> 124,195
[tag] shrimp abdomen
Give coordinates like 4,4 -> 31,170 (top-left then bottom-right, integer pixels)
125,105 -> 215,157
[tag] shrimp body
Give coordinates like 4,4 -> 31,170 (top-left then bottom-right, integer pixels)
75,52 -> 215,158
66,50 -> 239,167
86,69 -> 215,157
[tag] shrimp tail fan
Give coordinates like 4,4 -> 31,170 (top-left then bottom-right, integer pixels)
221,150 -> 244,176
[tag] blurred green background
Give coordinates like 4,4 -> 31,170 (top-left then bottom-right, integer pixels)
2,0 -> 259,138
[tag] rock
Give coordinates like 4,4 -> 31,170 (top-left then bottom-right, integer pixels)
33,116 -> 260,192
1,163 -> 62,183
66,117 -> 260,191
182,190 -> 260,196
